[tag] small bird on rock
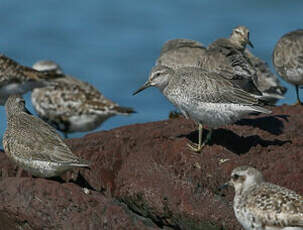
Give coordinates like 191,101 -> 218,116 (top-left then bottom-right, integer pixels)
205,26 -> 285,103
3,94 -> 90,178
225,166 -> 303,230
133,65 -> 270,152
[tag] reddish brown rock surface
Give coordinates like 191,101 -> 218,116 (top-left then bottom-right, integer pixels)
0,104 -> 303,230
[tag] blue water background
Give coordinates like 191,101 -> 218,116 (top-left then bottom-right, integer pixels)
0,0 -> 302,143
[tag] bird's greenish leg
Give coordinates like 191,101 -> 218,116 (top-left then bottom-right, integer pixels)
187,123 -> 204,152
205,128 -> 213,144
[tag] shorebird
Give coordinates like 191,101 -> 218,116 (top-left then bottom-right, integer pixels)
156,38 -> 206,68
273,29 -> 303,104
3,94 -> 90,178
133,65 -> 270,152
209,26 -> 254,51
31,60 -> 135,138
0,54 -> 62,105
197,26 -> 261,96
199,25 -> 284,103
225,166 -> 303,230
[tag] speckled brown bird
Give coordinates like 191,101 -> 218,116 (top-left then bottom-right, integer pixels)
3,94 -> 90,178
227,166 -> 303,230
0,54 -> 63,105
31,60 -> 135,138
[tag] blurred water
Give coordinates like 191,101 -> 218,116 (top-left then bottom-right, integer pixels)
0,0 -> 302,144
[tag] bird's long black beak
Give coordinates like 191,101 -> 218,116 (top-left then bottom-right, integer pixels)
248,39 -> 254,48
133,81 -> 151,95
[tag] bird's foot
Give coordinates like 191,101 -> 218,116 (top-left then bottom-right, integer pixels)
187,142 -> 205,153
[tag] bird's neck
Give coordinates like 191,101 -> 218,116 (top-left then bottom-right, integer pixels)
229,37 -> 246,51
6,107 -> 24,119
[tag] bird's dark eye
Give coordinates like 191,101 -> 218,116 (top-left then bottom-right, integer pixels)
232,174 -> 239,180
156,72 -> 161,77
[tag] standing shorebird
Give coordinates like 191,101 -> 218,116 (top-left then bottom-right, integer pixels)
225,166 -> 303,230
0,54 -> 62,105
156,38 -> 206,68
154,29 -> 262,99
31,60 -> 135,138
133,65 -> 270,152
199,26 -> 261,96
3,94 -> 90,178
202,25 -> 284,103
273,29 -> 303,104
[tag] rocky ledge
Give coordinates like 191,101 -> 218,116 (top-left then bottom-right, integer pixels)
0,104 -> 302,230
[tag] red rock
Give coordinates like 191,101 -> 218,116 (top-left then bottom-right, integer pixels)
0,177 -> 158,230
1,104 -> 303,229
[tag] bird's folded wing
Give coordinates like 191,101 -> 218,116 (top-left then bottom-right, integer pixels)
175,69 -> 261,106
8,113 -> 81,163
34,82 -> 117,116
246,183 -> 303,227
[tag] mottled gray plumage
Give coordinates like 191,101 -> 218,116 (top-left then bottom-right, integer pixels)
31,60 -> 135,137
199,26 -> 262,96
133,65 -> 270,151
229,166 -> 303,230
0,54 -> 62,105
156,38 -> 206,68
273,29 -> 303,104
3,94 -> 90,178
244,49 -> 287,103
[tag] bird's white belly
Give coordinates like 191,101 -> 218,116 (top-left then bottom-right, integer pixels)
67,114 -> 112,132
285,68 -> 303,85
11,155 -> 66,178
182,102 -> 255,128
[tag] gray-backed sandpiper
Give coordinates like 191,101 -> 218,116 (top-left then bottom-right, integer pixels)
133,65 -> 270,152
273,29 -> 303,104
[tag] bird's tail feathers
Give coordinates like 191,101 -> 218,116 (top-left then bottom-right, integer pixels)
113,106 -> 136,115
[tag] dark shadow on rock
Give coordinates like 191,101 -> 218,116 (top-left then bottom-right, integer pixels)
74,173 -> 96,191
235,115 -> 289,135
183,128 -> 291,155
34,175 -> 65,183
